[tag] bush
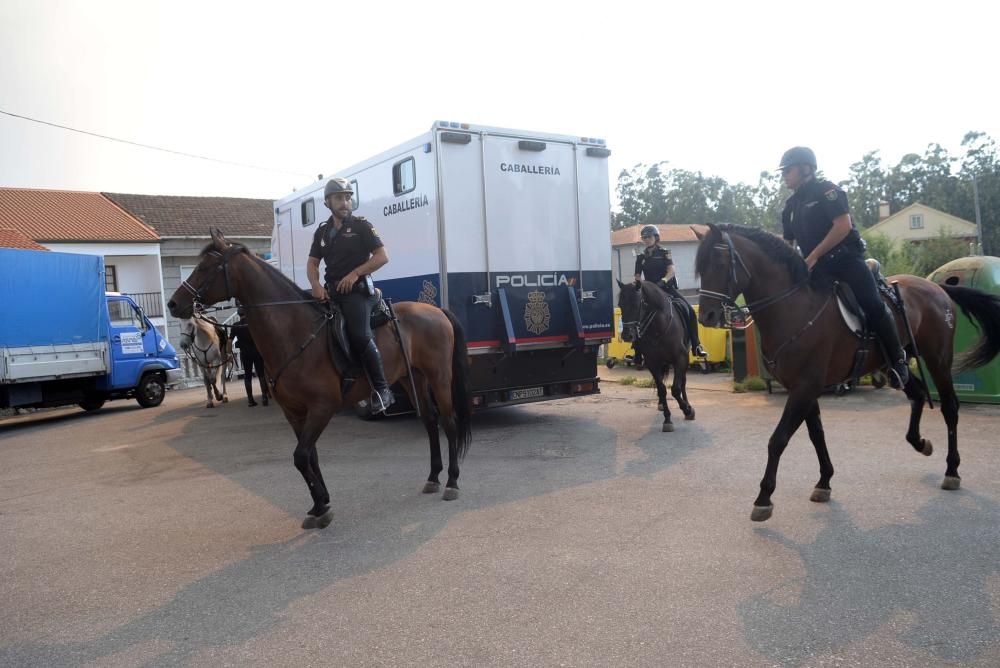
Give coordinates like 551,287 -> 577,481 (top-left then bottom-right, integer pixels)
733,375 -> 767,393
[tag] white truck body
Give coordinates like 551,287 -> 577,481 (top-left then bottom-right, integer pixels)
272,121 -> 613,407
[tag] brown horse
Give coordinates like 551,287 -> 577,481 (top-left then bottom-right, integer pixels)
167,229 -> 472,529
617,279 -> 696,431
694,223 -> 1000,522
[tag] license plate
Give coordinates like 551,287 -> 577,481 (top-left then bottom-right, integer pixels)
509,387 -> 545,401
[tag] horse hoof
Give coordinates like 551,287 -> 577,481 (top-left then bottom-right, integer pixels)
684,409 -> 696,421
941,476 -> 961,491
302,508 -> 334,529
205,403 -> 214,409
810,488 -> 831,503
920,439 -> 933,457
657,402 -> 666,412
442,487 -> 459,501
301,515 -> 317,529
422,481 -> 441,494
222,397 -> 229,404
662,422 -> 675,432
750,505 -> 774,522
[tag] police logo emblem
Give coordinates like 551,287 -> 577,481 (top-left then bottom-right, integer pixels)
824,189 -> 838,202
524,290 -> 551,335
418,279 -> 438,305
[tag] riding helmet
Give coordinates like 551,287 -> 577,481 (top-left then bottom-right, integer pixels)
778,146 -> 817,171
324,177 -> 354,199
640,224 -> 660,240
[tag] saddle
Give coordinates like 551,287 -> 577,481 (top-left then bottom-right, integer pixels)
830,261 -> 903,387
325,289 -> 393,381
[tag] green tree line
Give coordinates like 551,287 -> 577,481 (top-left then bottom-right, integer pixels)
614,132 -> 999,273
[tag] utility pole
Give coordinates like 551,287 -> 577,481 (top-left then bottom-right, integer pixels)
972,174 -> 984,255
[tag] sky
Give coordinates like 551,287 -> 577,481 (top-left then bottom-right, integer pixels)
1,0 -> 997,208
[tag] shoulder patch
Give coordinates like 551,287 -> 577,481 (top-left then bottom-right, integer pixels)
824,189 -> 838,202
664,249 -> 672,259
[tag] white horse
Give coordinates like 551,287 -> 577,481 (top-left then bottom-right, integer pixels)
179,317 -> 231,408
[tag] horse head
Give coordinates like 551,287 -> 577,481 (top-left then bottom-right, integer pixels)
168,228 -> 245,319
616,278 -> 645,343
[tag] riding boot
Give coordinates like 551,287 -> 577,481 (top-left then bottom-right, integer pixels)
873,309 -> 909,389
687,307 -> 708,358
361,338 -> 395,413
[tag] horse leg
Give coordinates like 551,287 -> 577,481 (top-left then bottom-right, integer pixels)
402,372 -> 444,494
220,362 -> 228,403
672,363 -> 695,421
293,409 -> 336,528
804,400 -> 834,502
652,365 -> 673,432
925,361 -> 961,490
203,373 -> 214,408
427,372 -> 462,501
902,374 -> 934,457
752,391 -> 815,521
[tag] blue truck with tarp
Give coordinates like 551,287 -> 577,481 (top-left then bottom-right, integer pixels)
0,248 -> 182,413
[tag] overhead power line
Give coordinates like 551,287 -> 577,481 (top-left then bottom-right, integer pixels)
0,108 -> 315,178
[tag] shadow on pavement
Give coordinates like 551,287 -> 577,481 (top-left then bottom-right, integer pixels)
740,481 -> 1000,666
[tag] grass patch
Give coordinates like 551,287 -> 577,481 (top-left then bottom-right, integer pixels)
620,376 -> 637,386
733,375 -> 767,393
634,378 -> 654,388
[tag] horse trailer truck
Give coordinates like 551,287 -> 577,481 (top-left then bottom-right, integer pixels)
271,121 -> 613,410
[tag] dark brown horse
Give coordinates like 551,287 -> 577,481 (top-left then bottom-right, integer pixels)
167,229 -> 472,529
617,279 -> 696,431
694,223 -> 1000,522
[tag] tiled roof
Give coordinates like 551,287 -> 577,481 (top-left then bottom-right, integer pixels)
0,188 -> 159,242
103,193 -> 274,238
611,224 -> 699,247
0,228 -> 49,250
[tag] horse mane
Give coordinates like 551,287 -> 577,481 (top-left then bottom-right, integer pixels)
200,241 -> 321,312
695,224 -> 809,283
639,280 -> 670,312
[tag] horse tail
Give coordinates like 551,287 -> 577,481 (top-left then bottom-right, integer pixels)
941,285 -> 1000,372
442,308 -> 473,460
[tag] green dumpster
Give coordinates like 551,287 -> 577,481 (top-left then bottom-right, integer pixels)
926,256 -> 1000,404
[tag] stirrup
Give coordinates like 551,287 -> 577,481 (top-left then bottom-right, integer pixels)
694,345 -> 709,358
888,361 -> 909,390
370,388 -> 395,414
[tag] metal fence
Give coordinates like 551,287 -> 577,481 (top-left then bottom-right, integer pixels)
125,292 -> 164,317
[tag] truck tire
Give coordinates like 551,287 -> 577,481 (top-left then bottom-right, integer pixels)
136,372 -> 166,408
79,396 -> 106,412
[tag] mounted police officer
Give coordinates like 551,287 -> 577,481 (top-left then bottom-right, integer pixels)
306,177 -> 394,413
633,224 -> 709,361
779,146 -> 909,388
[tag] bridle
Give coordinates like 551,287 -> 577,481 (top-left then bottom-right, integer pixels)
697,231 -> 804,328
620,282 -> 674,344
178,244 -> 333,389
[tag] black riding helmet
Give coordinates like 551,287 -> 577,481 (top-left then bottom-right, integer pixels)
640,224 -> 660,241
778,146 -> 817,171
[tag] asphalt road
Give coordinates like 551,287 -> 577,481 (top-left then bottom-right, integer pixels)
1,378 -> 999,667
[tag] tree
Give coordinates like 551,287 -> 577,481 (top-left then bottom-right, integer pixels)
843,151 -> 887,228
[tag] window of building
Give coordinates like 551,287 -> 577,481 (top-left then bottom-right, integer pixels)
351,180 -> 359,210
392,158 -> 416,196
910,214 -> 924,230
105,265 -> 118,292
301,198 -> 316,227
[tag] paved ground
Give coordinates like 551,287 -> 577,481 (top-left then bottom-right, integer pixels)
2,375 -> 999,667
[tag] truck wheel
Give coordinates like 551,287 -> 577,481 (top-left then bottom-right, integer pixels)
79,396 -> 106,412
606,359 -> 616,369
136,373 -> 166,408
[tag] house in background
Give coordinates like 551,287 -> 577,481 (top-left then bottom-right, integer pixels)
103,193 -> 274,345
867,202 -> 979,249
610,224 -> 701,304
0,228 -> 49,251
0,188 -> 167,335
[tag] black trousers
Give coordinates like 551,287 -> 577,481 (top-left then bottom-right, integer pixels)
333,291 -> 377,353
662,285 -> 702,348
812,250 -> 891,329
240,350 -> 268,398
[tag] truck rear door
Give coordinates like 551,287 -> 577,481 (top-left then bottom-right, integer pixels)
442,130 -> 589,350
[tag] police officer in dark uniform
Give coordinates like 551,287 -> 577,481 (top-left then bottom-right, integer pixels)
306,177 -> 394,413
232,306 -> 269,407
633,224 -> 708,361
779,146 -> 909,388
